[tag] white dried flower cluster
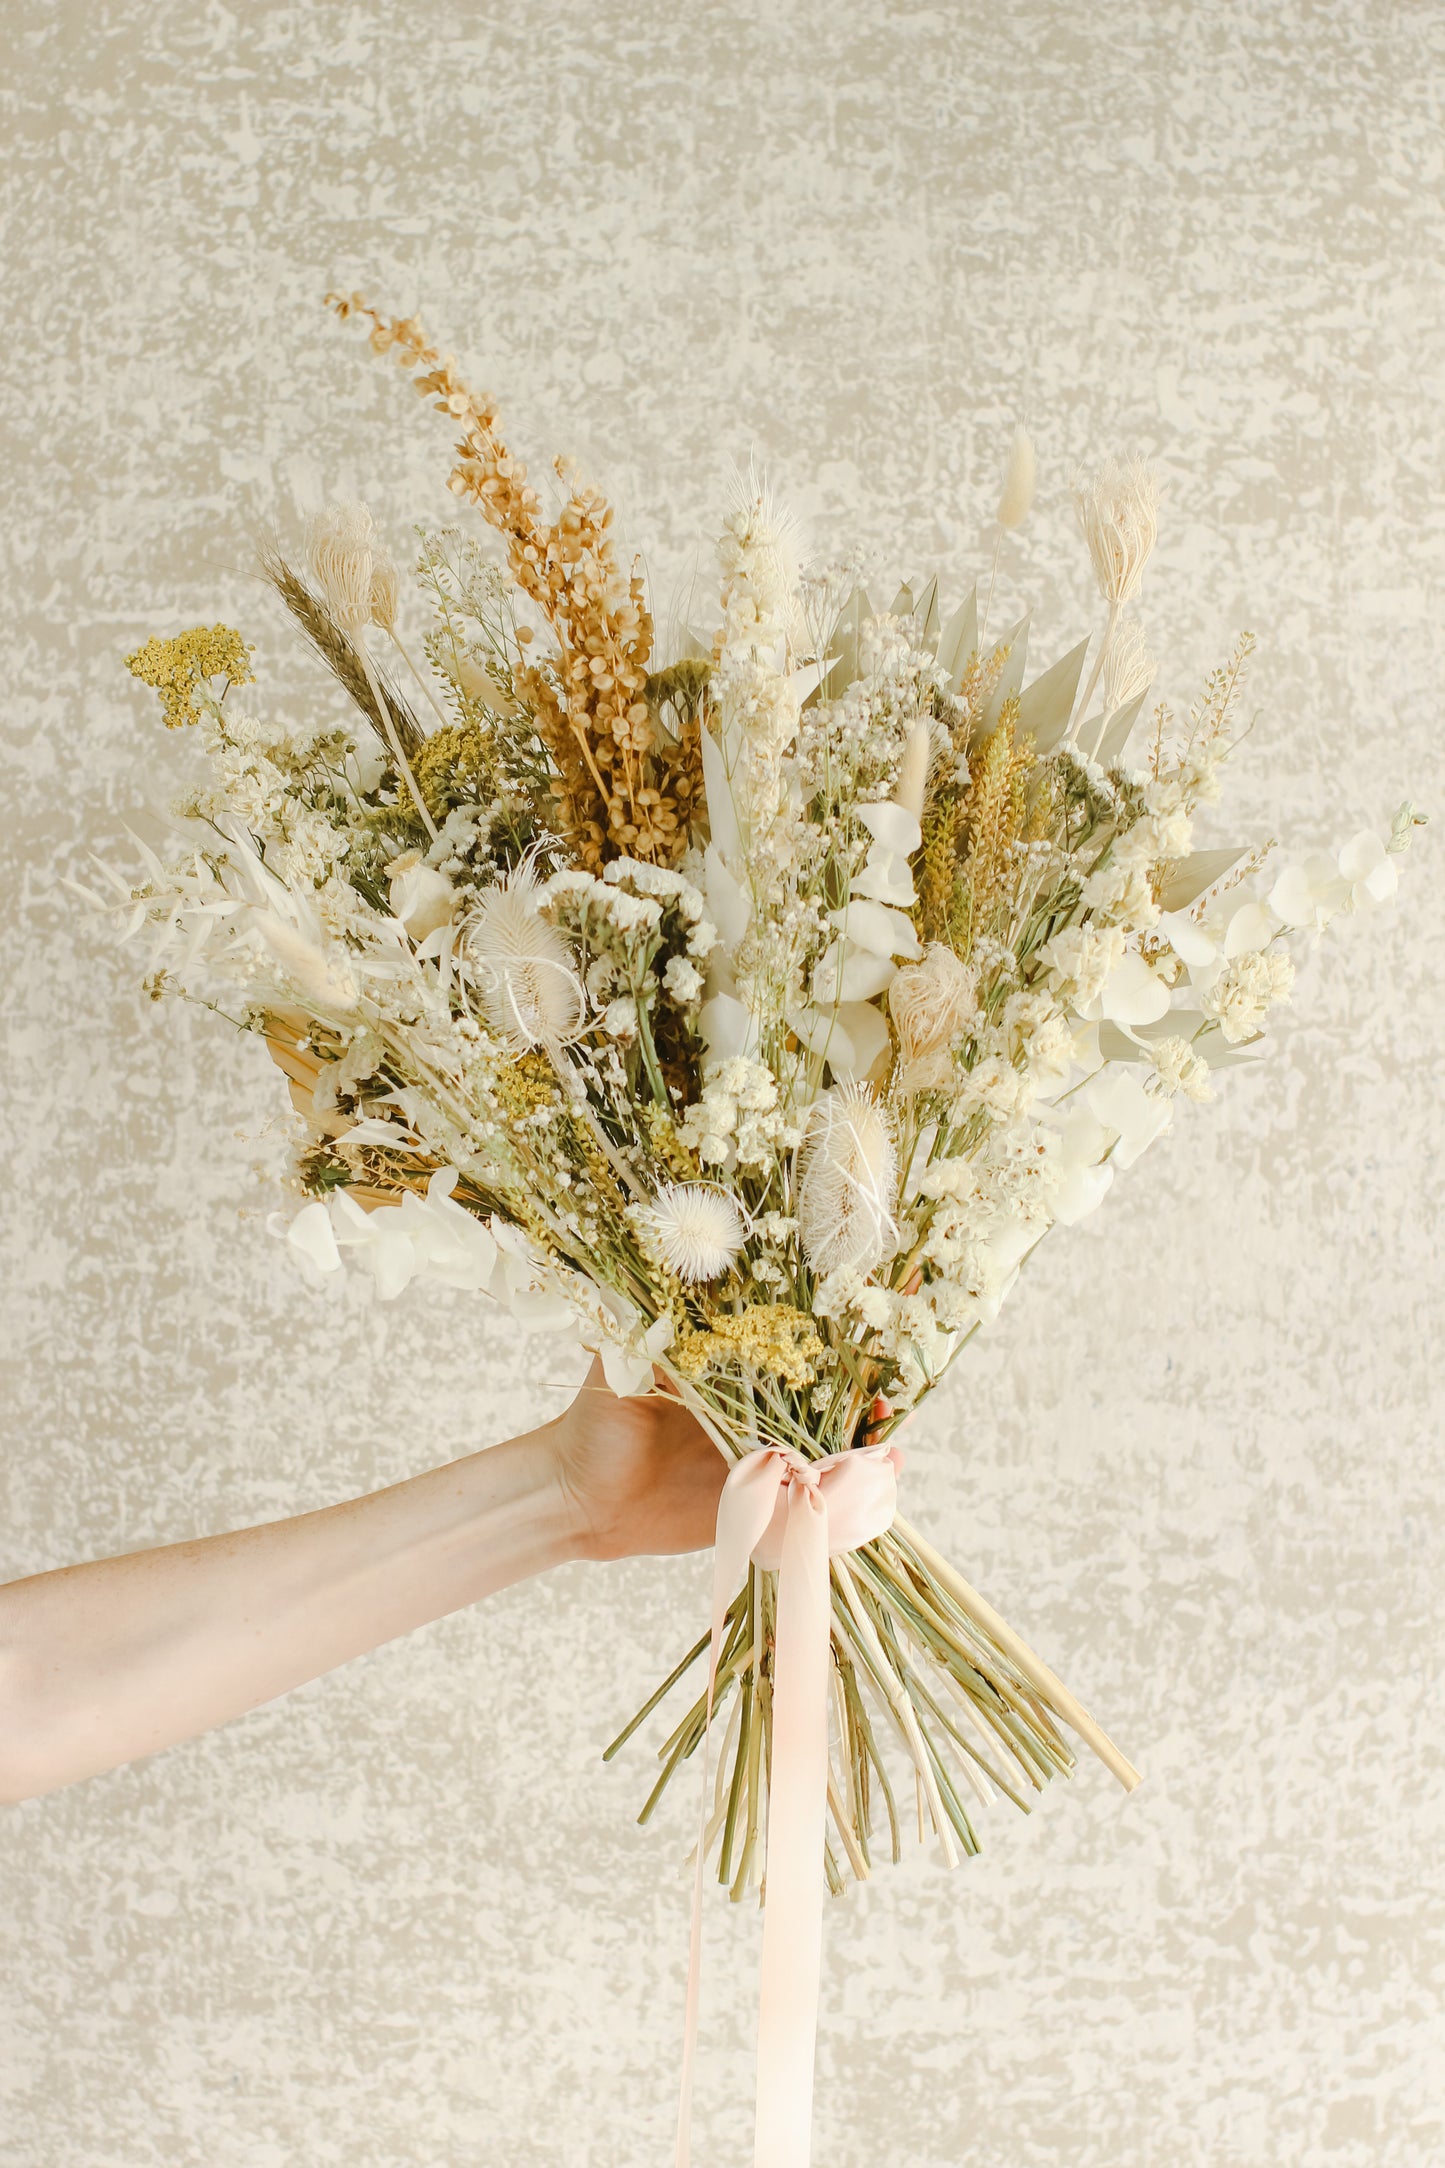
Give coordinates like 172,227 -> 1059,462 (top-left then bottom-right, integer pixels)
1202,947 -> 1295,1042
679,1056 -> 798,1169
1145,1035 -> 1214,1101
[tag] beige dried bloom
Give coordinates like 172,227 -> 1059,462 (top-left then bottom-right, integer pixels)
797,1082 -> 898,1277
1072,458 -> 1158,604
995,424 -> 1036,531
368,557 -> 400,634
309,502 -> 377,631
888,943 -> 979,1093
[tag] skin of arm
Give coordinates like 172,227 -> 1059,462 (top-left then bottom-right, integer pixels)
0,1360 -> 725,1806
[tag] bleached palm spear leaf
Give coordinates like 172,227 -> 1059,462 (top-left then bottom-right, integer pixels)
465,868 -> 585,1052
797,1081 -> 898,1278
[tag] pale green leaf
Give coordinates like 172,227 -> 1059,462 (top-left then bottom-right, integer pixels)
1016,636 -> 1090,753
1093,687 -> 1150,767
1156,849 -> 1245,913
938,590 -> 977,686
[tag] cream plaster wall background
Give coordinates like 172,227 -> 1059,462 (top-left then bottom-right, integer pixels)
2,2 -> 1443,2163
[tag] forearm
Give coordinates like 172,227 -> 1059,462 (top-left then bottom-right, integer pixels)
0,1421 -> 581,1804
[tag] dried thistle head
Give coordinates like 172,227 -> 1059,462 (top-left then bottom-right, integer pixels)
797,1082 -> 898,1278
1072,457 -> 1158,604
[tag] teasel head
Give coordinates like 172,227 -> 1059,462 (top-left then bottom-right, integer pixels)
995,424 -> 1037,531
464,865 -> 586,1053
797,1081 -> 898,1278
1071,457 -> 1158,604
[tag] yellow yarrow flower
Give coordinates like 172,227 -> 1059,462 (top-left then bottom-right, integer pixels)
124,625 -> 254,728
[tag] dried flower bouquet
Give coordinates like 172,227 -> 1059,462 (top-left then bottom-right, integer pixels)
96,296 -> 1416,1901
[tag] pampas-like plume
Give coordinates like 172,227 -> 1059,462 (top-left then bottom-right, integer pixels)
310,502 -> 377,631
995,425 -> 1037,531
1071,458 -> 1158,605
797,1081 -> 898,1278
465,868 -> 585,1052
637,1183 -> 745,1282
888,944 -> 979,1094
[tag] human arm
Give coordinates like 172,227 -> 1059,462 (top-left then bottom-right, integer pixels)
0,1362 -> 724,1805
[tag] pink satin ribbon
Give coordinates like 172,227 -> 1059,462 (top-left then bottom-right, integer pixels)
675,1439 -> 902,2168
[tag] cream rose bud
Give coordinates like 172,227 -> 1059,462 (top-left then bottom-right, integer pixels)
388,853 -> 456,940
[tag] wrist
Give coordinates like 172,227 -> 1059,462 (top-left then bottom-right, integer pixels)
517,1421 -> 595,1568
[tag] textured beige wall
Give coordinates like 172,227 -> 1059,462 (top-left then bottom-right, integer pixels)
2,3 -> 1443,2163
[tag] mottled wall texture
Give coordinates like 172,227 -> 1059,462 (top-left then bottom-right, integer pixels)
2,3 -> 1442,2164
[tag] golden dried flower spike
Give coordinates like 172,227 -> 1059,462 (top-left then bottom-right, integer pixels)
326,291 -> 702,872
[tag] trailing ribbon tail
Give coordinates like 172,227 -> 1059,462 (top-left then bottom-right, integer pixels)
675,1442 -> 901,2168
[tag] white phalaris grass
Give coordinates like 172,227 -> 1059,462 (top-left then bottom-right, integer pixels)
1072,457 -> 1159,605
637,1183 -> 746,1283
995,424 -> 1037,530
888,943 -> 979,1093
797,1081 -> 898,1277
465,867 -> 585,1052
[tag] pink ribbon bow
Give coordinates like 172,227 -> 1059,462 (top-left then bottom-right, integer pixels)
676,1438 -> 902,2168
